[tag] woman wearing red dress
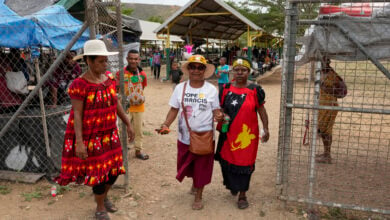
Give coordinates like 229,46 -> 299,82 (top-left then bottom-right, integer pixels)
55,40 -> 135,220
215,57 -> 270,209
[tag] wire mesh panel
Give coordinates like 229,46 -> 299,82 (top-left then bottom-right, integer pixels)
279,1 -> 390,214
0,3 -> 88,175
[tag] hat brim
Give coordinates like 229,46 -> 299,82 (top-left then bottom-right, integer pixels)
181,62 -> 215,79
82,51 -> 118,56
72,54 -> 83,61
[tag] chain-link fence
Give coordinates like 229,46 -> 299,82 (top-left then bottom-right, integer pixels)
278,1 -> 390,215
0,0 -> 130,184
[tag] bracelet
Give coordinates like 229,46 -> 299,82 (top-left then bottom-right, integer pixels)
161,123 -> 169,128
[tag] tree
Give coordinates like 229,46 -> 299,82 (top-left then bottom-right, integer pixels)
226,0 -> 319,36
147,16 -> 164,24
109,4 -> 133,16
122,7 -> 134,16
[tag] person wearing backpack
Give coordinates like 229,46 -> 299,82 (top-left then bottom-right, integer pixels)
116,50 -> 149,160
170,62 -> 183,90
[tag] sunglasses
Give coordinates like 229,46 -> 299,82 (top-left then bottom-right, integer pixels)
188,64 -> 206,71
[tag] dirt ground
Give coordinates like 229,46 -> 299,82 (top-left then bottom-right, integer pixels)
0,66 -> 302,220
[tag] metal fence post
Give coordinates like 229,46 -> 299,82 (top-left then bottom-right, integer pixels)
276,2 -> 299,190
115,0 -> 129,191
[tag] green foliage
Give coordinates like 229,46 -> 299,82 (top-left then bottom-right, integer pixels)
148,16 -> 164,24
79,192 -> 86,198
56,185 -> 71,195
22,191 -> 42,201
143,131 -> 154,136
122,7 -> 134,16
0,185 -> 11,195
322,207 -> 348,220
226,0 -> 319,36
109,4 -> 133,16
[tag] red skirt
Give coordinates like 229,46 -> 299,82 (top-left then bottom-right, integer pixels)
176,140 -> 214,188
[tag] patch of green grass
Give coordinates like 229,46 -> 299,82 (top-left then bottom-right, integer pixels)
56,185 -> 71,195
111,195 -> 120,203
0,185 -> 11,195
259,210 -> 266,217
322,207 -> 348,220
22,191 -> 42,201
143,131 -> 154,136
79,192 -> 86,198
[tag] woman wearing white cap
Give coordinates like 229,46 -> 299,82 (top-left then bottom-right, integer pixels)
55,40 -> 135,220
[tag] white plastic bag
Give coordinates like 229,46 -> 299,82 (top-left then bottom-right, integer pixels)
5,71 -> 28,94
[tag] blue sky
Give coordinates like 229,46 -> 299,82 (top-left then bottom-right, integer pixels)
121,0 -> 244,6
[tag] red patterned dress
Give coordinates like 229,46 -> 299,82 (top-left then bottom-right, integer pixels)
55,72 -> 125,186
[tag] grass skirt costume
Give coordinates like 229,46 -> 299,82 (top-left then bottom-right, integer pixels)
215,83 -> 265,192
55,72 -> 125,186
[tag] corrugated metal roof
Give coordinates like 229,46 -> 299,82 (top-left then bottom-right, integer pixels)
139,20 -> 183,42
154,0 -> 264,40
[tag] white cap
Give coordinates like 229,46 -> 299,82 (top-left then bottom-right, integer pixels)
82,39 -> 118,56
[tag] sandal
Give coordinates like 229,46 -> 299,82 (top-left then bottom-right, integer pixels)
315,154 -> 332,164
237,196 -> 249,209
192,200 -> 204,210
104,199 -> 118,213
95,211 -> 110,220
135,153 -> 149,160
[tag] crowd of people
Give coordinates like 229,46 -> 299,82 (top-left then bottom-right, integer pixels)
51,40 -> 272,220
0,48 -> 83,113
0,39 -> 346,219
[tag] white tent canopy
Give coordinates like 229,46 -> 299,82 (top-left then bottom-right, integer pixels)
139,20 -> 183,42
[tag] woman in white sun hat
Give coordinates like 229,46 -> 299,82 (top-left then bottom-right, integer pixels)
157,54 -> 224,210
55,39 -> 135,220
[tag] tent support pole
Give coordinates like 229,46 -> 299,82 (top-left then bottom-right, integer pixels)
0,22 -> 89,140
165,27 -> 171,81
34,58 -> 51,158
86,0 -> 96,39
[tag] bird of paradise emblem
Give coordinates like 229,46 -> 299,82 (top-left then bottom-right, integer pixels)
231,124 -> 256,151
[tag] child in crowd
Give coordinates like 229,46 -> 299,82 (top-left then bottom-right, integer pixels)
215,57 -> 229,91
170,62 -> 183,89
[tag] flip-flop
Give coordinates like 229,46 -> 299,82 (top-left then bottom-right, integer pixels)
237,196 -> 249,209
192,200 -> 204,210
95,211 -> 110,220
104,199 -> 118,213
136,153 -> 149,160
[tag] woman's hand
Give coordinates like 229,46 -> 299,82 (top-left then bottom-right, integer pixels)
127,125 -> 135,142
261,128 -> 270,143
213,109 -> 224,122
75,141 -> 87,159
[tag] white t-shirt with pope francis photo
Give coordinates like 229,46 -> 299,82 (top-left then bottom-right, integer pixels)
169,80 -> 220,145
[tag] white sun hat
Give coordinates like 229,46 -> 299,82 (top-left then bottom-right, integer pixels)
82,39 -> 118,56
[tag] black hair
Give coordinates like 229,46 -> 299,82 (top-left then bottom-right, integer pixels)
83,55 -> 98,63
128,49 -> 139,55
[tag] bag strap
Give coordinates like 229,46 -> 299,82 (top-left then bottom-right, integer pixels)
181,82 -> 192,132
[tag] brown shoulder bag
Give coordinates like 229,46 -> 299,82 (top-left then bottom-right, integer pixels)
181,82 -> 214,155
